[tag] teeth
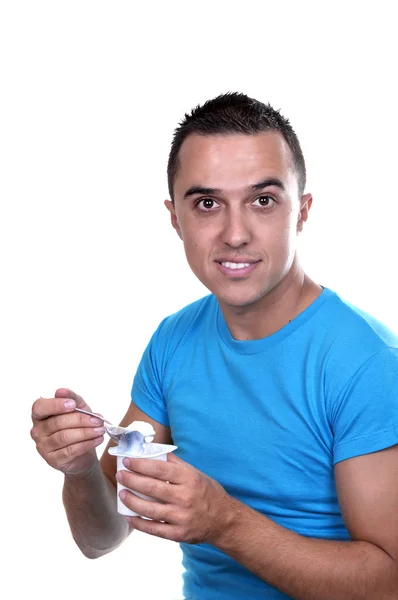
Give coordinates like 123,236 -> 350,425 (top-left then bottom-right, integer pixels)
221,262 -> 251,270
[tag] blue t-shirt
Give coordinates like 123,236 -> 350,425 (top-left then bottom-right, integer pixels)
132,288 -> 398,600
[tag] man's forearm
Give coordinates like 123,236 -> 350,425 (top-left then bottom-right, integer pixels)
215,498 -> 398,600
62,460 -> 130,558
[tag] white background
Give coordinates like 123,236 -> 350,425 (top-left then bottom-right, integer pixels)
1,1 -> 397,599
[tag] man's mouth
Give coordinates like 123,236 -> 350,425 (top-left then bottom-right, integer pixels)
220,261 -> 252,270
215,260 -> 260,275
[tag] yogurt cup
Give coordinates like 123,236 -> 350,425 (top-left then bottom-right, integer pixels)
109,442 -> 178,517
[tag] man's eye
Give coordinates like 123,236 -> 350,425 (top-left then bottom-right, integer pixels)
197,198 -> 217,210
252,195 -> 275,207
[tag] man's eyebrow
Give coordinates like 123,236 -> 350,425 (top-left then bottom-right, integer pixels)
249,177 -> 285,192
183,186 -> 221,199
183,178 -> 285,199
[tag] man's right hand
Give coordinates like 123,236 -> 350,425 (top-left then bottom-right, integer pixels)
30,388 -> 105,476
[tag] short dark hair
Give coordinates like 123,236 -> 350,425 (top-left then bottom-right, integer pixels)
167,92 -> 306,200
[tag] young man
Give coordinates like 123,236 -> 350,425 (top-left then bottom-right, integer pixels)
31,93 -> 398,599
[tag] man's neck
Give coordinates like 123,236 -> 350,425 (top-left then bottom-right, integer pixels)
219,266 -> 323,341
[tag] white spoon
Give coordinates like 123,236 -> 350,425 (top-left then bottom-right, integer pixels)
74,407 -> 155,443
74,407 -> 132,441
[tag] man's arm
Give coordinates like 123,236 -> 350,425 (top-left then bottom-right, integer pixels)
31,389 -> 172,559
214,444 -> 398,600
63,399 -> 172,558
62,458 -> 129,559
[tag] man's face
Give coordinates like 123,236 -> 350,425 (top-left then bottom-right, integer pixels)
165,132 -> 312,311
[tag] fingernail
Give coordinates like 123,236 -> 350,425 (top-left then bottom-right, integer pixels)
123,458 -> 130,468
90,417 -> 104,425
93,427 -> 105,433
64,400 -> 76,409
115,472 -> 122,482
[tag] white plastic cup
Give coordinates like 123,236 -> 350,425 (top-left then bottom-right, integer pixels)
116,444 -> 177,517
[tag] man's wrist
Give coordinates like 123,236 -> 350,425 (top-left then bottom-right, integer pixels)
63,457 -> 100,481
210,494 -> 247,549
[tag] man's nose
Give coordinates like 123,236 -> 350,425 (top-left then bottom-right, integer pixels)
221,208 -> 252,248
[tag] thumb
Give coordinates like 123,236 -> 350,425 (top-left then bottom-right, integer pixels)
166,452 -> 184,465
54,388 -> 88,409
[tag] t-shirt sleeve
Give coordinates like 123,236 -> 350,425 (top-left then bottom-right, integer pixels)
131,320 -> 170,427
332,346 -> 398,464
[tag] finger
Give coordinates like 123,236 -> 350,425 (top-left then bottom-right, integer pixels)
116,470 -> 177,504
125,514 -> 179,541
30,411 -> 104,445
44,426 -> 106,453
119,489 -> 178,524
165,453 -> 185,465
48,435 -> 104,465
32,396 -> 78,422
122,456 -> 185,484
40,412 -> 104,437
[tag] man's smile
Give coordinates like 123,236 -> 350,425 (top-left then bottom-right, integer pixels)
215,259 -> 261,277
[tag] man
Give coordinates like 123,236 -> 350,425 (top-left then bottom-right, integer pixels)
31,93 -> 398,599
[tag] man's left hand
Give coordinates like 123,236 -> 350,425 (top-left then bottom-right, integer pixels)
115,453 -> 237,544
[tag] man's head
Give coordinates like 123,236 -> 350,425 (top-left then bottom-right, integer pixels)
165,93 -> 312,312
167,92 -> 306,201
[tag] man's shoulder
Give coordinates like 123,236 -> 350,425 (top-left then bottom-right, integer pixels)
316,289 -> 398,388
324,288 -> 398,350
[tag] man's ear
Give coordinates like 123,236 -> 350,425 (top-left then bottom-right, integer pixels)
297,193 -> 313,234
164,199 -> 183,240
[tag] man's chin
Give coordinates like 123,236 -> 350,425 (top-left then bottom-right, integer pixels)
196,273 -> 269,310
216,290 -> 268,312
